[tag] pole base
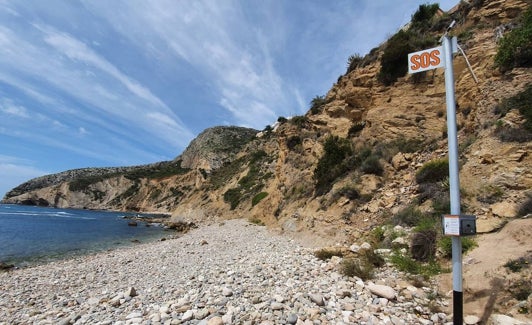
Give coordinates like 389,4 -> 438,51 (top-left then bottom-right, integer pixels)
453,290 -> 463,325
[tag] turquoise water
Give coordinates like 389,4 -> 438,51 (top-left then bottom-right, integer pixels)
0,204 -> 170,266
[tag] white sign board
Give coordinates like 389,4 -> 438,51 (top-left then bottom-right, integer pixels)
408,46 -> 444,74
443,215 -> 460,236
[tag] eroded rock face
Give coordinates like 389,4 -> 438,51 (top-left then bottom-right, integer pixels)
180,126 -> 258,171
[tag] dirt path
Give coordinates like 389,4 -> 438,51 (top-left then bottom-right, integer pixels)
439,218 -> 532,323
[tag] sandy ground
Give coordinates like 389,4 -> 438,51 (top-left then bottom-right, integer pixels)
439,217 -> 532,324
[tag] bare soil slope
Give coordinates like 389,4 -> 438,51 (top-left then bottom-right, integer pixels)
439,218 -> 532,323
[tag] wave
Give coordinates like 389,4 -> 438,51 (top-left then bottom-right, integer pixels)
0,212 -> 42,216
54,215 -> 96,220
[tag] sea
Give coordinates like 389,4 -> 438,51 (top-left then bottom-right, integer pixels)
0,204 -> 170,267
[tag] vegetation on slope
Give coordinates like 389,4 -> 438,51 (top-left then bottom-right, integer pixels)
495,6 -> 532,71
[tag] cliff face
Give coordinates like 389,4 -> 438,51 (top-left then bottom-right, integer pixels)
3,0 -> 531,236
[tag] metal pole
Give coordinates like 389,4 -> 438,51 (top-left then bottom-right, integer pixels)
442,35 -> 463,325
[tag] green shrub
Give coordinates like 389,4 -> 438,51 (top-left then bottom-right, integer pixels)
414,216 -> 440,232
314,248 -> 344,261
345,147 -> 372,170
362,249 -> 386,268
410,229 -> 437,261
209,158 -> 246,189
493,84 -> 532,141
290,115 -> 309,128
346,54 -> 363,74
374,137 -> 424,162
392,205 -> 426,227
390,253 -> 442,277
509,279 -> 532,301
314,136 -> 352,195
348,121 -> 366,136
335,185 -> 359,200
340,258 -> 374,280
494,125 -> 532,142
416,159 -> 449,184
477,184 -> 504,204
69,176 -> 104,192
277,116 -> 288,123
438,236 -> 477,259
504,256 -> 531,273
286,136 -> 302,150
123,161 -> 189,180
310,95 -> 328,115
248,217 -> 265,226
360,155 -> 383,176
495,7 -> 532,71
378,30 -> 414,85
517,194 -> 532,217
390,253 -> 421,274
223,150 -> 271,210
370,226 -> 386,245
251,192 -> 268,206
411,3 -> 440,30
223,188 -> 241,210
378,29 -> 437,85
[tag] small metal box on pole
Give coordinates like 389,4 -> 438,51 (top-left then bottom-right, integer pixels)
442,214 -> 477,236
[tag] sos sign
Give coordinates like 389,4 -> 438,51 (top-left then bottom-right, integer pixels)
408,46 -> 444,74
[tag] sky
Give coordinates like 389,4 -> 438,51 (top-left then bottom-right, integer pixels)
0,0 -> 458,198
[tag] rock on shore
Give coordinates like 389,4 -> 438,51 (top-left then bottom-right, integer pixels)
1,219 -> 452,324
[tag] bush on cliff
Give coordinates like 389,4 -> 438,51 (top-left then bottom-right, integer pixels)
314,136 -> 352,195
495,7 -> 532,71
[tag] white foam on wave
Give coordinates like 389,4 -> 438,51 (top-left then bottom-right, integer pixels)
54,215 -> 96,220
0,212 -> 41,216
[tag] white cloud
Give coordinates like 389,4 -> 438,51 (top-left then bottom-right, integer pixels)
0,100 -> 29,118
42,29 -> 166,108
0,157 -> 49,198
0,23 -> 194,150
78,127 -> 88,135
81,0 -> 293,129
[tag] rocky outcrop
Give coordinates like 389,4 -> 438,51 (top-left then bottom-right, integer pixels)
180,126 -> 258,171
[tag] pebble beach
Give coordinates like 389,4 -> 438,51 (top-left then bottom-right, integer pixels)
0,219 -> 451,325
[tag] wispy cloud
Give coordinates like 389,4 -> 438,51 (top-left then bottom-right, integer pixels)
0,99 -> 29,118
0,21 -> 194,153
82,0 -> 297,129
0,155 -> 49,198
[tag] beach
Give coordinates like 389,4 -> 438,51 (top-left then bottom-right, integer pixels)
0,219 -> 449,324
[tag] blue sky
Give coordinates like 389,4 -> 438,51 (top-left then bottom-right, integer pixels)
0,0 -> 458,198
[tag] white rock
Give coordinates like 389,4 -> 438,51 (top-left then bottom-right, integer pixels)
309,293 -> 325,306
87,297 -> 100,306
464,315 -> 480,324
207,316 -> 223,325
489,314 -> 528,325
368,284 -> 397,300
349,244 -> 361,253
126,312 -> 142,319
182,310 -> 194,321
222,313 -> 234,324
222,287 -> 233,297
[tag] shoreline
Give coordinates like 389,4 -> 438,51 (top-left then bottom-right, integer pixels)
1,228 -> 177,270
0,218 -> 455,324
0,204 -> 178,268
